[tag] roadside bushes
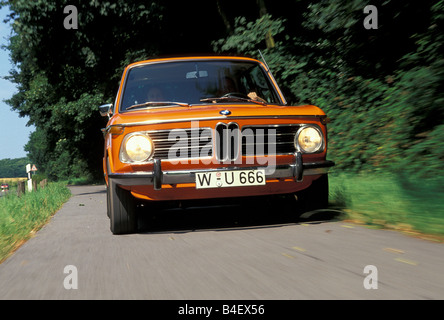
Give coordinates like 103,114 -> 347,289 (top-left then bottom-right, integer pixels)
213,4 -> 444,180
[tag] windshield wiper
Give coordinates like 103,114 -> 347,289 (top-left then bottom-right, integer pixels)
200,96 -> 267,106
126,101 -> 190,110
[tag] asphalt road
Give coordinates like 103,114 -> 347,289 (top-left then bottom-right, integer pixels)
0,185 -> 443,300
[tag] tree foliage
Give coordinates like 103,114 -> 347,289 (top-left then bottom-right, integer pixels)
1,0 -> 227,180
1,0 -> 443,180
213,0 -> 444,179
0,157 -> 28,178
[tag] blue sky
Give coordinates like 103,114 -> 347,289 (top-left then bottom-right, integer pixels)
0,6 -> 35,160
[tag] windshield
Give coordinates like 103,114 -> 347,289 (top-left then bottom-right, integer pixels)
119,60 -> 282,111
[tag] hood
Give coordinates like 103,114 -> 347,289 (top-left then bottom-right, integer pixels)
108,103 -> 325,127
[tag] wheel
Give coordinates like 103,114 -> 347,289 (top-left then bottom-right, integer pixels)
106,157 -> 137,234
106,185 -> 111,218
297,174 -> 329,212
106,158 -> 111,218
108,180 -> 138,234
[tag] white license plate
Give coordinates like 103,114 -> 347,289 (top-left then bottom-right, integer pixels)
195,169 -> 266,189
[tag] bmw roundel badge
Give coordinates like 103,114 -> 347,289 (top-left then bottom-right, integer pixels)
220,109 -> 231,116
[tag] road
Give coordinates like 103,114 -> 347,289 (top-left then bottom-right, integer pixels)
0,184 -> 443,300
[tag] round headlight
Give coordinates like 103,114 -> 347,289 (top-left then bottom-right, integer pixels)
296,126 -> 323,153
123,134 -> 153,162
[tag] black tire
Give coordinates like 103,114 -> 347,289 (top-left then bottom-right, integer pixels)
108,180 -> 138,234
106,159 -> 112,218
106,158 -> 137,234
106,185 -> 111,218
297,174 -> 329,212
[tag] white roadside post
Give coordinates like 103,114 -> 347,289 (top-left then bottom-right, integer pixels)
26,164 -> 32,192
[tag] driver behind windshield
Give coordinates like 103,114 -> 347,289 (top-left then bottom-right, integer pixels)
146,87 -> 165,102
218,76 -> 237,96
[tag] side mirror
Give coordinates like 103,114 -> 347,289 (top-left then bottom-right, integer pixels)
99,103 -> 113,117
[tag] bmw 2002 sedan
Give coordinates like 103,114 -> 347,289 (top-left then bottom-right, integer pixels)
99,55 -> 334,234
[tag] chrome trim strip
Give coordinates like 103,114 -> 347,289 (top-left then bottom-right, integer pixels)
106,115 -> 324,129
108,160 -> 334,187
242,123 -> 302,128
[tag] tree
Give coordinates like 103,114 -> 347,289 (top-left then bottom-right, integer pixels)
0,157 -> 29,178
212,0 -> 444,178
0,0 -> 227,180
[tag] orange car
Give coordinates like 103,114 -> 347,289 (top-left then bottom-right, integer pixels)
100,56 -> 334,234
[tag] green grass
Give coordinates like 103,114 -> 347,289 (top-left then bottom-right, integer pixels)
329,172 -> 444,239
0,182 -> 71,262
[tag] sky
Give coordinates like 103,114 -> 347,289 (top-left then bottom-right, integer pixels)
0,6 -> 35,160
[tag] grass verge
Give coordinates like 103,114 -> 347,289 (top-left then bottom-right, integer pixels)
0,182 -> 71,263
329,172 -> 444,241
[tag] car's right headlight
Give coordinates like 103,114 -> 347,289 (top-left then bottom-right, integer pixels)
120,133 -> 154,163
295,126 -> 324,153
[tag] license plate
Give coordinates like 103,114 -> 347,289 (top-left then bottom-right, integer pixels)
195,169 -> 266,189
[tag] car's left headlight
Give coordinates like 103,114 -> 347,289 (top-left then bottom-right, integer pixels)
295,126 -> 323,153
120,133 -> 154,163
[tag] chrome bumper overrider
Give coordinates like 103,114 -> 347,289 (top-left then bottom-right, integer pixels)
108,152 -> 335,190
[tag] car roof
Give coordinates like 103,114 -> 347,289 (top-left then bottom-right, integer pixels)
126,55 -> 262,69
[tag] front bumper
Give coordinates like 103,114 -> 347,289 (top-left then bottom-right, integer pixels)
108,152 -> 335,190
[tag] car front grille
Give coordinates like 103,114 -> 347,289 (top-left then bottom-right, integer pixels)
148,128 -> 213,160
148,124 -> 298,161
241,125 -> 299,156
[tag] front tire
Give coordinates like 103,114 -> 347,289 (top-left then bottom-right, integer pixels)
108,180 -> 137,234
297,174 -> 329,213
